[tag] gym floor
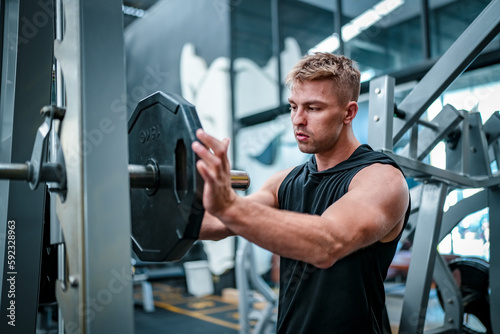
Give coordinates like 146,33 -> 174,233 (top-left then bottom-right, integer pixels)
134,279 -> 241,334
385,283 -> 446,333
132,279 -> 446,334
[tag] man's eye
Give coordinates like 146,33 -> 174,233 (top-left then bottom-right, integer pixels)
289,106 -> 297,111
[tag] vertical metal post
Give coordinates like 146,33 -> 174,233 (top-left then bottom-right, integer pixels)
54,0 -> 64,111
492,141 -> 500,169
0,0 -> 19,315
467,113 -> 491,177
229,0 -> 237,165
271,0 -> 282,103
334,0 -> 344,55
0,0 -> 54,333
488,187 -> 500,334
53,1 -> 65,333
54,0 -> 133,333
408,124 -> 418,159
236,238 -> 251,334
0,0 -> 4,85
368,75 -> 395,151
399,181 -> 448,334
460,110 -> 470,176
420,0 -> 431,59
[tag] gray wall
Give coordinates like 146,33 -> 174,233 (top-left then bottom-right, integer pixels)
124,0 -> 230,118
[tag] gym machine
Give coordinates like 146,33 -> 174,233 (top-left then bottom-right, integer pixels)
235,238 -> 278,334
368,0 -> 500,333
0,1 -> 249,333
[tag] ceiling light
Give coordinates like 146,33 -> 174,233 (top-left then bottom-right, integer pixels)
122,5 -> 145,18
308,0 -> 404,54
308,33 -> 341,54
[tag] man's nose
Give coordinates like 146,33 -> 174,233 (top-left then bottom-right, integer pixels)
292,108 -> 306,126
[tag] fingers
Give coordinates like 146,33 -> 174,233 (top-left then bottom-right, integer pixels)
195,129 -> 230,158
192,130 -> 236,216
192,129 -> 230,176
192,141 -> 220,168
195,159 -> 215,183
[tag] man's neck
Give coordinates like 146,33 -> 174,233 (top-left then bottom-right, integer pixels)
315,138 -> 361,172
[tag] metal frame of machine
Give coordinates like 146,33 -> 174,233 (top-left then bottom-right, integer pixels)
368,1 -> 500,332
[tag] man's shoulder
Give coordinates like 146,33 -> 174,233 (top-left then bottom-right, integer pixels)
352,144 -> 403,173
272,166 -> 299,188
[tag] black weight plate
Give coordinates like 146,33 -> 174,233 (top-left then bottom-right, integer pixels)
128,91 -> 204,262
449,257 -> 492,334
438,257 -> 492,334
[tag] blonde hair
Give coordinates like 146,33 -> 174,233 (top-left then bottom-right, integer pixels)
285,52 -> 361,106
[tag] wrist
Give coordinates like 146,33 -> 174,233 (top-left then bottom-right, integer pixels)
218,192 -> 240,224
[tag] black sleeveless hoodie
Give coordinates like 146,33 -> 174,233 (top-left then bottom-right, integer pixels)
276,144 -> 410,333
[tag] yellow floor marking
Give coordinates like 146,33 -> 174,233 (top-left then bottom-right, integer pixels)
152,291 -> 200,305
187,300 -> 217,309
196,304 -> 238,315
154,301 -> 240,330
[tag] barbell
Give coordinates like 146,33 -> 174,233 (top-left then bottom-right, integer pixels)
0,91 -> 250,262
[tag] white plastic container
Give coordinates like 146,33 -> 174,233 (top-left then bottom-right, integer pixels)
183,260 -> 214,297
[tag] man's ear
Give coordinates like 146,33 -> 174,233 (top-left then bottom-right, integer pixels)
344,101 -> 358,124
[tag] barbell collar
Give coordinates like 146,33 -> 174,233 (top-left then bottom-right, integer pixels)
128,163 -> 158,189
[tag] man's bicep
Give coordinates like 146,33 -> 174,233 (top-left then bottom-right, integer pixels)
355,164 -> 409,224
321,164 -> 409,249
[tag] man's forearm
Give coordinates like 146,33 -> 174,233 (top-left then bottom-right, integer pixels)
217,196 -> 339,268
198,212 -> 236,241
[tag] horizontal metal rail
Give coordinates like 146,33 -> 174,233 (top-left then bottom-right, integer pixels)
1,162 -> 250,191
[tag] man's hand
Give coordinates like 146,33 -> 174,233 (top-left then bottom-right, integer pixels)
192,129 -> 237,217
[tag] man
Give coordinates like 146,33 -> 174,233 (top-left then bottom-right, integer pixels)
192,52 -> 410,333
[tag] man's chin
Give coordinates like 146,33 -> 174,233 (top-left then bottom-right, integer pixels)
297,144 -> 315,154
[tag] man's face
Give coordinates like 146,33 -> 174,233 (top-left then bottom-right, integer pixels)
288,79 -> 348,155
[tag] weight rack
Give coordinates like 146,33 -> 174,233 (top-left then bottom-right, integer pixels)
0,2 -> 251,333
0,1 -> 134,333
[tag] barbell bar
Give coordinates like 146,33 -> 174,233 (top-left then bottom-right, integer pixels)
0,162 -> 249,191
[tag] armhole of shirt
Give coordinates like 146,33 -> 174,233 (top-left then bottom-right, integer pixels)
277,165 -> 303,210
376,195 -> 411,246
345,160 -> 410,247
